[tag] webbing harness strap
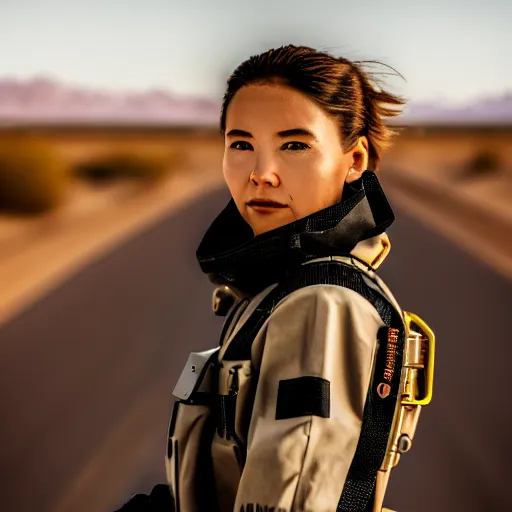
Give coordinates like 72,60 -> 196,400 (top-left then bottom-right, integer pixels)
223,260 -> 405,512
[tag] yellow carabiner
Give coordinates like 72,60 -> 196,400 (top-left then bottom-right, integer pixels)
402,312 -> 435,406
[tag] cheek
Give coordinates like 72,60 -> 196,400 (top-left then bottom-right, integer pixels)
286,153 -> 346,214
223,151 -> 253,209
223,153 -> 242,191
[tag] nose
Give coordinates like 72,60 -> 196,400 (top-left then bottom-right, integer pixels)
250,158 -> 280,187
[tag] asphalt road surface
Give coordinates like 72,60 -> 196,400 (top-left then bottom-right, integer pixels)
0,185 -> 510,512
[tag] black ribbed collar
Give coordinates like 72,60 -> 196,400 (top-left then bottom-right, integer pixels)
196,170 -> 395,297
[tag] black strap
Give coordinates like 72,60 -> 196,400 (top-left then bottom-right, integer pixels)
223,260 -> 404,512
217,296 -> 250,347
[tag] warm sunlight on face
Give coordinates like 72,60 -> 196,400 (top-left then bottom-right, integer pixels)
223,83 -> 367,236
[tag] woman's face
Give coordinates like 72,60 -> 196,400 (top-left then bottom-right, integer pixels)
223,83 -> 368,236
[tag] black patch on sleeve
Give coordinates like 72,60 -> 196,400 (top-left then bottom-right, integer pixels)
275,376 -> 330,420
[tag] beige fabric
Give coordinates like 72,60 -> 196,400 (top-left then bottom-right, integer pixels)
351,232 -> 391,270
166,232 -> 402,511
234,285 -> 384,511
165,350 -> 221,512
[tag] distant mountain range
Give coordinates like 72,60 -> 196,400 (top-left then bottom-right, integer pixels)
0,77 -> 220,126
393,94 -> 512,127
0,77 -> 511,127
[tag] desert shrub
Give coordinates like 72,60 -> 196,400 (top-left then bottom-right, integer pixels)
0,134 -> 69,214
462,149 -> 501,179
74,151 -> 178,185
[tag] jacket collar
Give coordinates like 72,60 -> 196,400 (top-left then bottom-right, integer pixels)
196,170 -> 395,297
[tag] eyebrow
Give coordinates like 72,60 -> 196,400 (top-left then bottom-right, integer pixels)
226,128 -> 317,140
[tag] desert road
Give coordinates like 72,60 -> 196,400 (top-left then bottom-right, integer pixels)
0,185 -> 510,512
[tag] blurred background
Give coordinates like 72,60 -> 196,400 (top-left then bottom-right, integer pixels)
0,1 -> 511,511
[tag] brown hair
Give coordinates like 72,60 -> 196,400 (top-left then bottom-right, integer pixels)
220,45 -> 406,171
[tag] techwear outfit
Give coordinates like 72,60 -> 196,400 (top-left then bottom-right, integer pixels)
116,171 -> 434,512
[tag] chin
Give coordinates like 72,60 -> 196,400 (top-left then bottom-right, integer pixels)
243,206 -> 296,236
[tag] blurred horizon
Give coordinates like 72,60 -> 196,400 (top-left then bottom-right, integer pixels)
1,75 -> 512,127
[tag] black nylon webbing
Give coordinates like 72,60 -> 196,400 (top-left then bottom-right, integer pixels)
223,260 -> 404,512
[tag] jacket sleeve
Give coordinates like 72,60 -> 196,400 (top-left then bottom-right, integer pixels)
234,284 -> 384,512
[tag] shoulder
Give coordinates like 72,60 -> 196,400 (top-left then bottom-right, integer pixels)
264,284 -> 385,351
272,283 -> 381,322
256,284 -> 385,373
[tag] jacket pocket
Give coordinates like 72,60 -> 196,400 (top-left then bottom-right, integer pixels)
166,348 -> 221,512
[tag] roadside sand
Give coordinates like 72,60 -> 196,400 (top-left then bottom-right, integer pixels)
381,163 -> 512,280
0,165 -> 225,327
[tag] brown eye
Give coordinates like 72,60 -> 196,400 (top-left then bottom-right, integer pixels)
230,141 -> 253,151
282,141 -> 310,151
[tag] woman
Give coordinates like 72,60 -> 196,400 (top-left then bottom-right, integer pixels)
116,44 -> 434,512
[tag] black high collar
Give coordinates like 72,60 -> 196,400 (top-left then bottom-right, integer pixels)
196,170 -> 395,297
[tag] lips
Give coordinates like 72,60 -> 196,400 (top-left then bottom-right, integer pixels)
247,199 -> 287,208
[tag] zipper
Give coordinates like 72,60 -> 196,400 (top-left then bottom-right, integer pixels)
217,366 -> 238,438
218,395 -> 227,437
226,366 -> 240,440
217,365 -> 247,467
227,366 -> 247,467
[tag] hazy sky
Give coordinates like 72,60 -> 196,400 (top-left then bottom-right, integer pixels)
1,0 -> 510,105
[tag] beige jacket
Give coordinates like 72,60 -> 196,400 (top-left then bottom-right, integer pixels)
166,233 -> 401,512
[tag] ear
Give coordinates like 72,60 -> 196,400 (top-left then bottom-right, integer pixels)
345,136 -> 369,183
